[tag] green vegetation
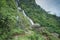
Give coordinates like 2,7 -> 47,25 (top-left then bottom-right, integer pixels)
0,0 -> 17,39
19,0 -> 60,33
0,0 -> 60,40
0,0 -> 30,40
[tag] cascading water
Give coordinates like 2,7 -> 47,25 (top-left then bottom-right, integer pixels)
16,0 -> 40,26
22,10 -> 34,25
15,0 -> 34,25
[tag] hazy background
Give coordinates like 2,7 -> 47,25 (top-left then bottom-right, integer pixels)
35,0 -> 60,16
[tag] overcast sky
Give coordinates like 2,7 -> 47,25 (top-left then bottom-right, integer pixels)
35,0 -> 60,16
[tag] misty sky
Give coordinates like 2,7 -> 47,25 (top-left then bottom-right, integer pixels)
35,0 -> 60,16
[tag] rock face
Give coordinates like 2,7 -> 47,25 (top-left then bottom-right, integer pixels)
31,23 -> 40,28
31,23 -> 40,32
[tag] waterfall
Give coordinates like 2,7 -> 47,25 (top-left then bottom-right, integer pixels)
22,10 -> 34,25
16,0 -> 40,26
17,7 -> 34,25
15,0 -> 34,25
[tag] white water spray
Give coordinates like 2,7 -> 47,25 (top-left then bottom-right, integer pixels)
22,10 -> 34,25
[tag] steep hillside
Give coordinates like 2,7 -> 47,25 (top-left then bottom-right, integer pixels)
19,0 -> 60,33
0,0 -> 60,40
0,0 -> 31,40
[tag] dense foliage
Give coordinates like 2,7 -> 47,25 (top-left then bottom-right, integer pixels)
0,0 -> 31,40
0,0 -> 17,40
19,0 -> 60,34
0,0 -> 60,40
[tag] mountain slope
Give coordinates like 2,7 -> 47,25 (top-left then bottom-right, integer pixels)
0,0 -> 60,40
0,0 -> 31,40
19,0 -> 60,34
